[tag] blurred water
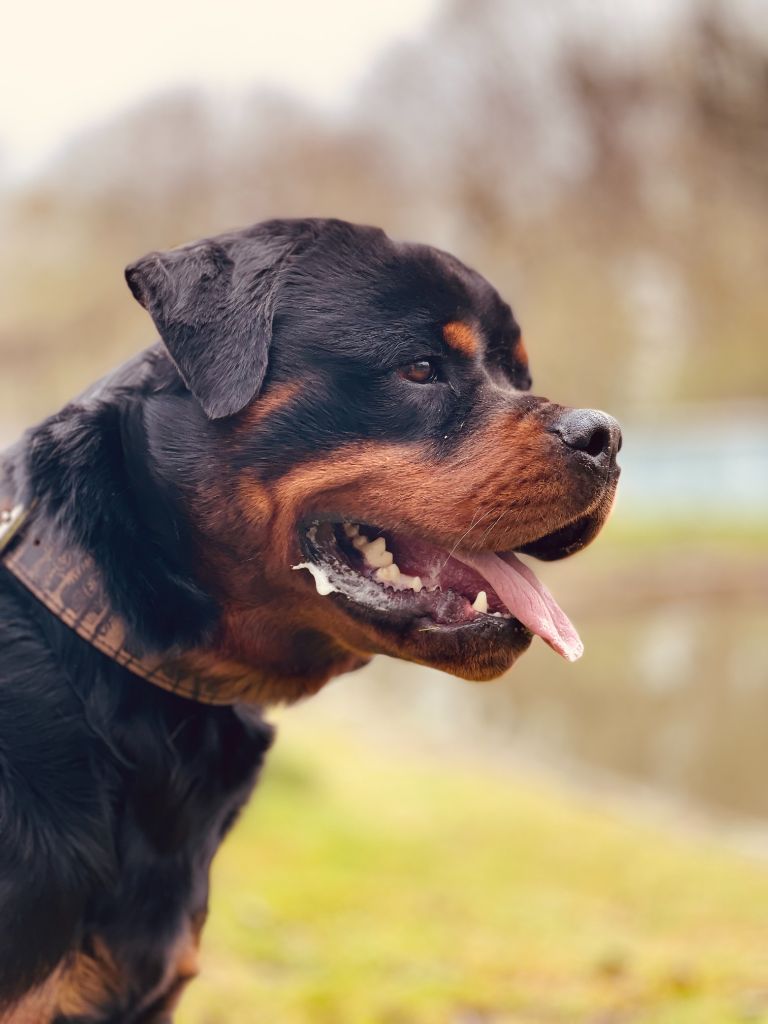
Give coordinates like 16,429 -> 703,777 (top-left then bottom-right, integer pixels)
617,404 -> 768,519
318,571 -> 768,823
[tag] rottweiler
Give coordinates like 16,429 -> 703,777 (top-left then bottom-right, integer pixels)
0,218 -> 621,1022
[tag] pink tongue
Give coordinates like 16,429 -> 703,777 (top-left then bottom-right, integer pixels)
452,550 -> 584,662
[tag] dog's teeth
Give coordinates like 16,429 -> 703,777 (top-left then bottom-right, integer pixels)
352,534 -> 369,549
472,590 -> 489,613
361,536 -> 393,568
363,537 -> 394,568
398,574 -> 423,593
373,563 -> 423,593
343,523 -> 360,538
375,563 -> 401,584
368,550 -> 394,569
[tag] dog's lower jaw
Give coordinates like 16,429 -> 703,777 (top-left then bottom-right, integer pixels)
210,584 -> 531,698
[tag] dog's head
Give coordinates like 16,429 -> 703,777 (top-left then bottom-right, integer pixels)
126,218 -> 620,694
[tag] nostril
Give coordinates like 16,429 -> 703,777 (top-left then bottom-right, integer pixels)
551,409 -> 620,460
584,425 -> 611,459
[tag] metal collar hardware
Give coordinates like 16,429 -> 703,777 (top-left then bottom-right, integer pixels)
0,503 -> 29,554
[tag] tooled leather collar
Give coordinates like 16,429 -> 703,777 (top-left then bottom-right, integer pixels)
0,446 -> 259,706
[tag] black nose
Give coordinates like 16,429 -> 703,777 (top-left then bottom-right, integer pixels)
550,408 -> 622,461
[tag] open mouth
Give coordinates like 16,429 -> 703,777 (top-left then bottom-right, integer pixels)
294,520 -> 584,662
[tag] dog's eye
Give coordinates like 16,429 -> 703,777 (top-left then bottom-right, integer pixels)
398,359 -> 439,384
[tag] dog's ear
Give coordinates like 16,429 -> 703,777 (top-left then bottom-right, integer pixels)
125,222 -> 311,419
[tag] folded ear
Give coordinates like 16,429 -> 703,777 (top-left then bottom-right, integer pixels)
125,221 -> 310,419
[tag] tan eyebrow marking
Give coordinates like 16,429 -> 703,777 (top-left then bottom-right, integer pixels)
234,381 -> 302,432
442,321 -> 479,358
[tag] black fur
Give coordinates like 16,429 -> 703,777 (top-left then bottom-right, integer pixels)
0,573 -> 272,1016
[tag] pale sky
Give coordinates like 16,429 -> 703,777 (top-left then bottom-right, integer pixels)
1,0 -> 440,180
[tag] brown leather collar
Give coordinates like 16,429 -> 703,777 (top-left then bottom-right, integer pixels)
0,455 -> 261,706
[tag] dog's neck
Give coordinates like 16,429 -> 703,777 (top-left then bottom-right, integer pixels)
0,470 -> 266,707
0,352 -> 364,706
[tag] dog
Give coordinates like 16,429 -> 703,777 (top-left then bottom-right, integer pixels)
0,217 -> 621,1022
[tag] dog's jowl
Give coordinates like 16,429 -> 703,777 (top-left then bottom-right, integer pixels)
0,218 -> 620,1022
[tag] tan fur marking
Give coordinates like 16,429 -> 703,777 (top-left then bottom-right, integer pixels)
268,411 -> 566,557
443,320 -> 480,358
235,381 -> 302,431
141,916 -> 204,1018
170,915 -> 203,983
236,477 -> 274,531
0,969 -> 62,1023
55,940 -> 121,1018
14,916 -> 207,1024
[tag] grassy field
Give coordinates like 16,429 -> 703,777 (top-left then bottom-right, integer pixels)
179,716 -> 768,1024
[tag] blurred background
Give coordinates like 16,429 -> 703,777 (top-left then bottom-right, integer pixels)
2,1 -> 767,1021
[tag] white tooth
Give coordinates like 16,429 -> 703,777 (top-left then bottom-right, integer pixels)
362,536 -> 393,569
364,547 -> 394,569
472,590 -> 489,613
398,574 -> 423,593
368,551 -> 394,569
343,523 -> 360,537
375,563 -> 401,584
352,534 -> 369,549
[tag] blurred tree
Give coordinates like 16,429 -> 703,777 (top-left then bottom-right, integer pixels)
0,0 -> 766,427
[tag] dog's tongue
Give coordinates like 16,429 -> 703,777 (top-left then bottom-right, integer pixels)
452,550 -> 584,662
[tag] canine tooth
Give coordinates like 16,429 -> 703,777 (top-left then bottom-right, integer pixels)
352,534 -> 369,549
375,564 -> 401,584
472,590 -> 489,613
343,523 -> 360,538
366,537 -> 387,557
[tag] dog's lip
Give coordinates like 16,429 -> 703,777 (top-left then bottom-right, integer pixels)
296,509 -> 598,564
293,518 -> 584,660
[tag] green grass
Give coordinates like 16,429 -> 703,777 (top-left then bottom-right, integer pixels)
179,719 -> 768,1024
597,514 -> 768,552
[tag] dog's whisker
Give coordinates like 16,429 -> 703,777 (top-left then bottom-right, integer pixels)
439,506 -> 496,571
477,508 -> 511,549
